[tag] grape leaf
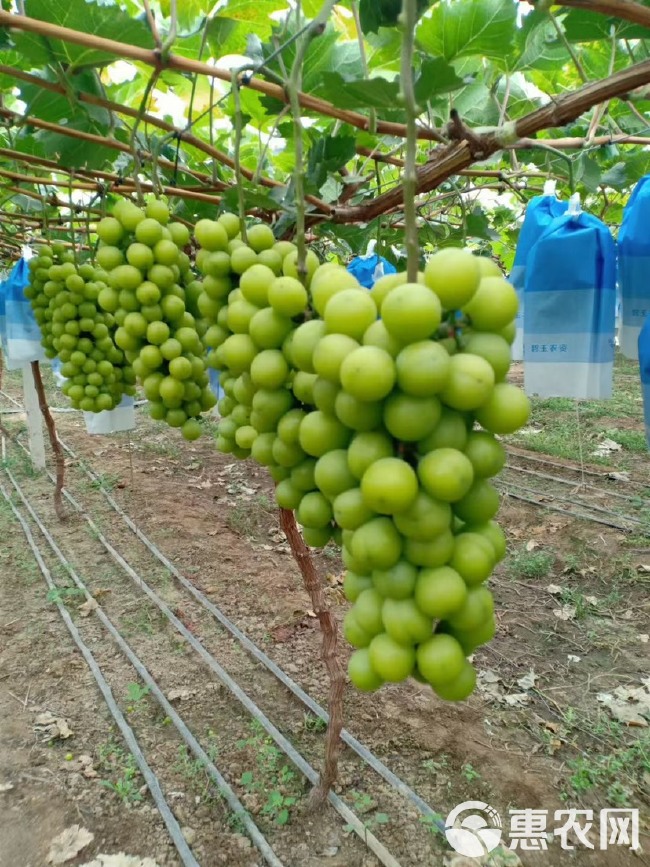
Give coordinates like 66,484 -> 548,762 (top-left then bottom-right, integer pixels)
306,134 -> 356,192
14,0 -> 153,69
562,9 -> 650,42
315,73 -> 400,110
416,0 -> 516,62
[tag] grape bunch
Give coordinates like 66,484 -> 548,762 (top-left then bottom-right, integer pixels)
25,243 -> 136,412
214,241 -> 531,702
94,197 -> 215,440
191,216 -> 318,464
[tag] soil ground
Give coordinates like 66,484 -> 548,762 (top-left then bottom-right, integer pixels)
0,357 -> 648,867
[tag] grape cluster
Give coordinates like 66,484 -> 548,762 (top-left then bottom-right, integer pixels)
94,197 -> 215,440
215,242 -> 531,702
191,217 -> 314,463
25,243 -> 135,412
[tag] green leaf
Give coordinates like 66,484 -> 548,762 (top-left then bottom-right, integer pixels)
315,73 -> 400,110
262,24 -> 362,95
451,82 -> 500,126
359,0 -> 432,34
159,0 -> 206,30
562,9 -> 650,42
359,0 -> 401,33
206,0 -> 287,55
600,162 -> 628,190
14,0 -> 153,69
466,208 -> 498,241
20,76 -> 111,128
515,12 -> 570,72
306,133 -> 356,192
575,153 -> 602,193
416,0 -> 516,62
240,770 -> 254,785
415,57 -> 464,102
221,185 -> 287,213
375,813 -> 390,825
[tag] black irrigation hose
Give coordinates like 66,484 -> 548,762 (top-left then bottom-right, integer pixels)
54,437 -> 446,833
503,462 -> 642,504
497,486 -> 644,533
3,462 -> 285,867
3,438 -> 403,867
0,479 -> 201,867
497,478 -> 647,528
506,445 -> 650,489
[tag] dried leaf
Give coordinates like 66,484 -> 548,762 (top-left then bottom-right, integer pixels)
584,595 -> 599,606
592,438 -> 622,457
167,688 -> 193,702
608,471 -> 630,482
567,654 -> 582,663
63,755 -> 97,778
525,540 -> 539,552
81,855 -> 160,867
326,572 -> 344,586
78,598 -> 98,617
542,720 -> 561,733
517,670 -> 537,691
189,479 -> 212,490
636,564 -> 650,574
34,712 -> 73,741
504,692 -> 530,707
0,782 -> 14,792
553,604 -> 576,621
546,584 -> 564,595
47,825 -> 94,864
639,634 -> 649,644
597,682 -> 650,727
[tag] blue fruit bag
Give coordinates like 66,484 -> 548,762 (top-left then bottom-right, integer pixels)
618,174 -> 650,359
509,181 -> 568,361
4,256 -> 46,370
639,315 -> 650,449
523,196 -> 616,399
347,241 -> 397,289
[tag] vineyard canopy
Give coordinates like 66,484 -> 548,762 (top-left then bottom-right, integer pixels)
1,0 -> 650,265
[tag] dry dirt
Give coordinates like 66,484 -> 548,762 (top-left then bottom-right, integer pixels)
0,380 -> 649,867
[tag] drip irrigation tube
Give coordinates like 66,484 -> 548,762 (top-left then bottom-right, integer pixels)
498,478 -> 646,527
506,445 -> 650,487
54,434 -> 446,833
0,479 -> 201,867
504,462 -> 641,504
4,437 -> 403,867
3,462 -> 285,867
498,486 -> 642,532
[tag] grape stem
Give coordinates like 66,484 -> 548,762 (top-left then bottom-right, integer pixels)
31,361 -> 67,522
285,0 -> 337,281
400,0 -> 419,283
279,507 -> 345,806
